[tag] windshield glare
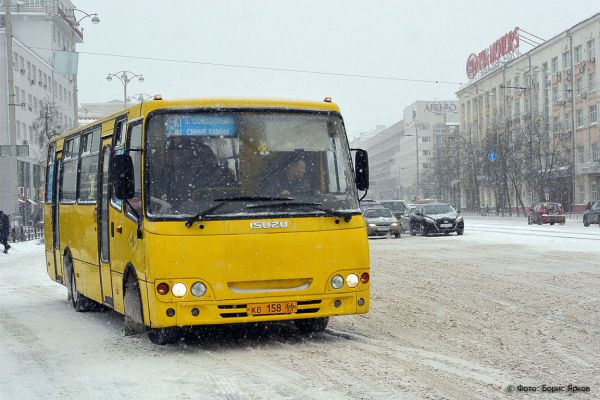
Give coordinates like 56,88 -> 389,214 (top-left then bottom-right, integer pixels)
145,111 -> 359,218
422,204 -> 455,214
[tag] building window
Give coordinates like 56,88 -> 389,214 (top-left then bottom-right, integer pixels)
565,112 -> 572,130
574,45 -> 582,64
592,143 -> 599,161
592,180 -> 598,202
422,163 -> 430,169
587,39 -> 596,60
590,105 -> 597,124
579,185 -> 585,203
551,57 -> 558,73
552,87 -> 558,103
589,72 -> 596,92
577,109 -> 584,127
421,136 -> 431,143
562,51 -> 571,69
422,150 -> 430,156
578,145 -> 585,163
576,78 -> 583,94
553,116 -> 560,132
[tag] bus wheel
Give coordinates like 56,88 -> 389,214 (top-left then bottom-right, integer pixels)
65,256 -> 94,312
148,327 -> 179,345
294,317 -> 329,334
123,275 -> 146,336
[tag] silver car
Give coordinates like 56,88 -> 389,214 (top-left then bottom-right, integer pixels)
364,208 -> 401,238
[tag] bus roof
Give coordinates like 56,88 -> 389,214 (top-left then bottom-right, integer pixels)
54,97 -> 342,143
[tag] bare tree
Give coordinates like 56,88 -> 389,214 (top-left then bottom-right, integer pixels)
32,100 -> 60,149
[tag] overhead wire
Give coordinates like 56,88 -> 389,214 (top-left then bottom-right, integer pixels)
11,44 -> 465,86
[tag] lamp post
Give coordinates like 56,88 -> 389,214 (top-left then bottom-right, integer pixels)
106,71 -> 145,110
128,93 -> 153,103
66,8 -> 99,124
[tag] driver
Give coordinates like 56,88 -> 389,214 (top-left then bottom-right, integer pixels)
276,157 -> 311,197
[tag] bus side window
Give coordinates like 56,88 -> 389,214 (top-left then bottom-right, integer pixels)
126,122 -> 143,218
111,118 -> 127,210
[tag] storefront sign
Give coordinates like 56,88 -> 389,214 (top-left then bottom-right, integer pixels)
424,102 -> 457,113
466,27 -> 520,80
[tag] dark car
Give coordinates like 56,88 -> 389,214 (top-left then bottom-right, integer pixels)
527,202 -> 565,225
379,200 -> 406,220
583,201 -> 600,227
399,204 -> 419,232
364,208 -> 401,238
410,203 -> 464,236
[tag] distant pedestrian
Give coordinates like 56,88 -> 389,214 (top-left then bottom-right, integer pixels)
586,201 -> 592,210
0,210 -> 10,254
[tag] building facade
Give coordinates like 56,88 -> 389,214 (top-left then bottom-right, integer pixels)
350,100 -> 459,202
1,0 -> 81,224
458,15 -> 600,212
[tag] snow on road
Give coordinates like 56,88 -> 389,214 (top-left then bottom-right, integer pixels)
1,218 -> 599,399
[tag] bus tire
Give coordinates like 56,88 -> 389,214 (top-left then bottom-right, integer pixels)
65,255 -> 94,312
294,317 -> 329,334
148,327 -> 179,345
123,272 -> 146,336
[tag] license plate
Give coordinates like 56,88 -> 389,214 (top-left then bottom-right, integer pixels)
377,227 -> 389,231
440,223 -> 452,228
247,301 -> 297,316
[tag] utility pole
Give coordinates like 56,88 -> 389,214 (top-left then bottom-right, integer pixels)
4,0 -> 20,220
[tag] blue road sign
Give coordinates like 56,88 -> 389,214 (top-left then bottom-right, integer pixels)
487,151 -> 497,161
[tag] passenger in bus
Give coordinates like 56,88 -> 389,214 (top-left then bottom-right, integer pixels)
164,139 -> 235,210
276,157 -> 311,197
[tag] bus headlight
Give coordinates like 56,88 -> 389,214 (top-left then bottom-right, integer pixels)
368,223 -> 376,227
346,273 -> 359,288
172,282 -> 187,298
390,222 -> 398,227
331,274 -> 344,289
191,282 -> 207,297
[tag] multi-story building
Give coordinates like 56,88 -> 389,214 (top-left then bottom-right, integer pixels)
1,0 -> 83,224
350,121 -> 403,199
397,101 -> 459,202
458,15 -> 600,212
350,100 -> 459,202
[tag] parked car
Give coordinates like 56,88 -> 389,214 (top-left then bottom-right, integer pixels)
399,204 -> 419,232
379,200 -> 407,220
410,203 -> 464,236
527,202 -> 565,225
363,208 -> 401,238
583,201 -> 600,226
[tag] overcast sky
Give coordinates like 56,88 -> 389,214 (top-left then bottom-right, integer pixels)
74,0 -> 599,139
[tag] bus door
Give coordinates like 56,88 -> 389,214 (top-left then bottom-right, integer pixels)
98,141 -> 114,306
107,117 -> 146,313
44,145 -> 59,281
54,156 -> 64,281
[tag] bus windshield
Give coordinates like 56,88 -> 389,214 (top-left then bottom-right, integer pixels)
145,110 -> 360,218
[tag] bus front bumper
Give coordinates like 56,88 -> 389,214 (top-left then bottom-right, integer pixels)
146,290 -> 370,328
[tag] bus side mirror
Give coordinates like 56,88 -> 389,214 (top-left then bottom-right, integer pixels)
113,154 -> 135,200
353,149 -> 369,191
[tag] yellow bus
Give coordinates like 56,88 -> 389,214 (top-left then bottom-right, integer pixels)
44,97 -> 370,344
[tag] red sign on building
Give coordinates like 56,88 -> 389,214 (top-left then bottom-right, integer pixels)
466,27 -> 520,80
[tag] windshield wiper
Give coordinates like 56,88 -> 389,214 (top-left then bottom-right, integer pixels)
246,201 -> 354,222
184,196 -> 291,228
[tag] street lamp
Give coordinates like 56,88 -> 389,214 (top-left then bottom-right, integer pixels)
66,8 -> 100,124
128,93 -> 153,103
106,71 -> 145,109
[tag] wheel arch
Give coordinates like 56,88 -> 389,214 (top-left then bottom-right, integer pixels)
122,262 -> 151,327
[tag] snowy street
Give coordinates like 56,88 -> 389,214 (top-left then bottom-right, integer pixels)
1,217 -> 599,399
